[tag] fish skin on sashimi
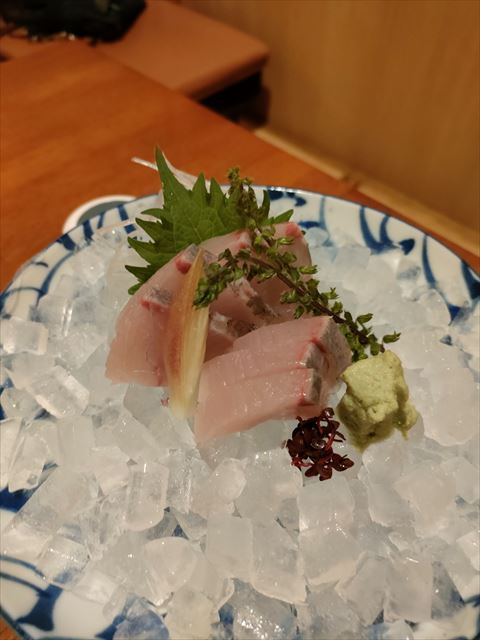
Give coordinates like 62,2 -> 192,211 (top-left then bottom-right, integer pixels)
195,369 -> 321,442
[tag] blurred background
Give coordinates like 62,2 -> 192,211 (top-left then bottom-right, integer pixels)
1,0 -> 479,255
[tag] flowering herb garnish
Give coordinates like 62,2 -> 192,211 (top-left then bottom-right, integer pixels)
285,409 -> 354,481
194,169 -> 400,361
127,149 -> 400,360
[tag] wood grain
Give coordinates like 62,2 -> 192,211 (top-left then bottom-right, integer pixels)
184,0 -> 480,237
1,41 -> 478,291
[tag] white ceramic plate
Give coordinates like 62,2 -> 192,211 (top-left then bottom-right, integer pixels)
1,189 -> 479,640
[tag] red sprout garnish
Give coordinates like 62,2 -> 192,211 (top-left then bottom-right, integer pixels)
285,408 -> 354,481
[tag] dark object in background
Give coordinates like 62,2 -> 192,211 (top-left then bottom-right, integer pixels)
0,0 -> 145,42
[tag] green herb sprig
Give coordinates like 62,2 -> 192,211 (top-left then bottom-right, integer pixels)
127,151 -> 400,360
194,169 -> 400,361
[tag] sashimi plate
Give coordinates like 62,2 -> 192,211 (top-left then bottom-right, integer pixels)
0,188 -> 479,640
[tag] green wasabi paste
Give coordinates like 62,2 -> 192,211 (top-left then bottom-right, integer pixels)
337,350 -> 418,451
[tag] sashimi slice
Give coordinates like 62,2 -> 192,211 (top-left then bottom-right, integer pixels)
210,278 -> 278,328
252,222 -> 312,316
195,369 -> 321,442
274,222 -> 312,267
105,299 -> 168,386
106,247 -> 198,386
233,316 -> 351,379
205,313 -> 251,361
199,342 -> 324,400
106,233 -> 251,386
201,230 -> 251,257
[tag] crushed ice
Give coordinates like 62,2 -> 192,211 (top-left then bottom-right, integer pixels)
0,225 -> 479,639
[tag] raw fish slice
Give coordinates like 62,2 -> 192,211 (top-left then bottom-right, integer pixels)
199,342 -> 325,400
211,278 -> 278,328
106,232 -> 249,387
105,299 -> 167,386
275,222 -> 312,267
195,369 -> 321,442
106,246 -> 199,386
205,313 -> 251,361
233,316 -> 351,379
252,222 -> 312,316
201,230 -> 251,258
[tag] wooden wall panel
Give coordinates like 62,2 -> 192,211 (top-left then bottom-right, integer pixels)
183,0 -> 480,232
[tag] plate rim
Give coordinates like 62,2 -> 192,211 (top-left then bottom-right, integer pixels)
1,187 -> 478,300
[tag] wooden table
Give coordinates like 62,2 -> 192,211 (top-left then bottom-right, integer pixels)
0,42 -> 478,638
2,41 -> 477,292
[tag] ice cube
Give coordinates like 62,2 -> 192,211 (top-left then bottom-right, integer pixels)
171,508 -> 207,541
251,520 -> 305,603
431,561 -> 465,620
418,289 -> 451,328
49,272 -> 84,297
394,462 -> 456,536
71,243 -> 110,286
57,415 -> 95,470
144,537 -> 198,604
441,456 -> 480,504
35,419 -> 61,465
73,563 -> 119,604
362,432 -> 407,484
36,294 -> 73,338
97,532 -> 155,602
362,472 -> 412,528
148,406 -> 195,451
91,446 -> 130,495
27,365 -> 89,418
164,452 -> 206,514
304,227 -> 329,248
69,294 -> 114,332
123,384 -> 168,426
457,530 -> 480,571
336,553 -> 387,625
235,449 -> 302,525
8,425 -> 48,492
0,417 -> 21,487
144,508 -> 178,541
188,553 -> 233,612
371,620 -> 414,640
1,468 -> 95,560
442,545 -> 480,599
112,413 -> 163,462
124,461 -> 169,532
3,352 -> 55,389
37,534 -> 89,586
297,475 -> 354,532
113,597 -> 169,640
421,366 -> 478,446
299,526 -> 360,586
277,497 -> 299,532
206,514 -> 253,582
1,317 -> 48,354
192,458 -> 246,519
57,324 -> 104,370
1,387 -> 41,421
166,586 -> 215,640
232,584 -> 296,640
384,555 -> 433,623
297,586 -> 362,640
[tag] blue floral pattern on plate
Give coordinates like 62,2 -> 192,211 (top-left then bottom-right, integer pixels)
1,188 -> 479,639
